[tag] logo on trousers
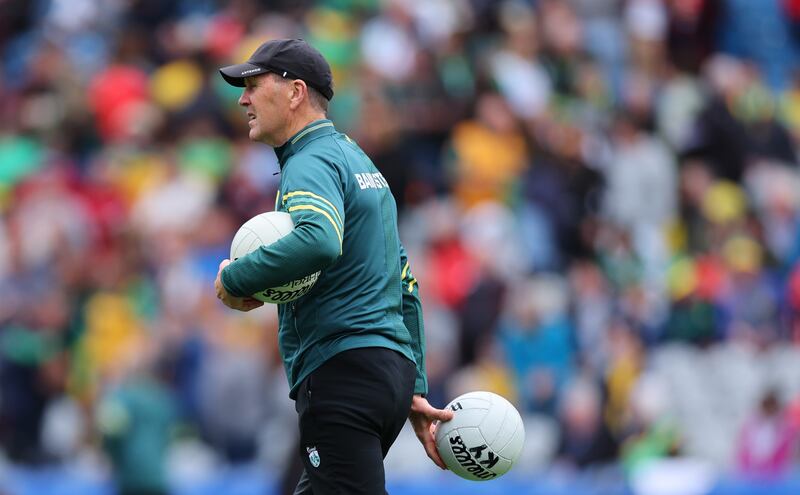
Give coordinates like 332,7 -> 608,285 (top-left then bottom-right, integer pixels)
307,446 -> 321,468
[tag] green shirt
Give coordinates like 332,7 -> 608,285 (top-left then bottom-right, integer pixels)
222,119 -> 428,398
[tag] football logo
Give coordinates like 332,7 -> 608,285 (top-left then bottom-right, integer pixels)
307,446 -> 321,468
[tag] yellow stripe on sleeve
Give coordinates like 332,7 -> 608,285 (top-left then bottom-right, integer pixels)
407,278 -> 417,293
283,191 -> 343,226
288,204 -> 343,254
401,261 -> 410,280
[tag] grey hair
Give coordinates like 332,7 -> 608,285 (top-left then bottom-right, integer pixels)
307,86 -> 329,114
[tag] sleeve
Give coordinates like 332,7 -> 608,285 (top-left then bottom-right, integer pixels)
400,243 -> 428,395
222,154 -> 345,297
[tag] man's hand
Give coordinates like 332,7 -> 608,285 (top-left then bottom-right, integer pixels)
409,394 -> 454,470
215,259 -> 264,311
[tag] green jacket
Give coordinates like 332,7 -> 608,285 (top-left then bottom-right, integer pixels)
222,119 -> 428,399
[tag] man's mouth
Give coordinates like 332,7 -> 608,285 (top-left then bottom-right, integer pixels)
247,113 -> 256,121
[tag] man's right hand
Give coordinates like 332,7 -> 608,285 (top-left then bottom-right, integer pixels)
215,259 -> 264,311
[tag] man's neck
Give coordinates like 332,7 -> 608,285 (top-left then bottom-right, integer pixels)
274,111 -> 327,147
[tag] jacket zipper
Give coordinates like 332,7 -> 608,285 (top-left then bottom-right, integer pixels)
292,302 -> 301,345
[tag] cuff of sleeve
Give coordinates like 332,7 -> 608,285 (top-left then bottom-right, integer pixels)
414,376 -> 428,396
221,265 -> 245,298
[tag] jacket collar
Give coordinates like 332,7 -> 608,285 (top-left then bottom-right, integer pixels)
274,119 -> 335,166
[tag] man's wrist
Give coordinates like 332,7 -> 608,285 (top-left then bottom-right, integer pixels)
220,265 -> 240,297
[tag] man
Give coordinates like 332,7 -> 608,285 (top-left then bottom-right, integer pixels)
214,39 -> 453,494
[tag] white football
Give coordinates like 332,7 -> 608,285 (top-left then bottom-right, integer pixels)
435,391 -> 525,481
230,211 -> 320,304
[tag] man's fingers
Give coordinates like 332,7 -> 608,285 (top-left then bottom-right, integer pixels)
423,437 -> 447,470
413,420 -> 447,470
217,292 -> 263,312
219,259 -> 231,270
242,299 -> 264,311
422,404 -> 454,423
435,408 -> 454,422
412,400 -> 453,421
235,297 -> 264,311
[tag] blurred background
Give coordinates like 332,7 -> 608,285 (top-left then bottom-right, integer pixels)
2,0 -> 800,494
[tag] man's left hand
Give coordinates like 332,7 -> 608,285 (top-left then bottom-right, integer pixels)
409,394 -> 454,470
215,259 -> 264,311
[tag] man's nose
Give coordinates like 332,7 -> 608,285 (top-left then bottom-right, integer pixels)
238,91 -> 249,106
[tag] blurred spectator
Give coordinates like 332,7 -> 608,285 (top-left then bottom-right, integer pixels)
498,275 -> 575,415
194,330 -> 270,463
555,376 -> 618,469
568,260 -> 614,373
0,316 -> 65,464
620,374 -> 682,474
95,345 -> 178,495
690,56 -> 796,182
490,1 -> 552,120
717,0 -> 799,90
665,0 -> 721,74
735,389 -> 800,478
603,111 -> 676,286
663,255 -> 723,344
447,92 -> 528,209
717,235 -> 781,343
524,119 -> 604,261
789,262 -> 800,342
603,318 -> 645,435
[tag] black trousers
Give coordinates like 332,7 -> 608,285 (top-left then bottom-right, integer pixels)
292,347 -> 416,495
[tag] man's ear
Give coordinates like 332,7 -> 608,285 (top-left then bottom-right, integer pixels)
289,80 -> 308,110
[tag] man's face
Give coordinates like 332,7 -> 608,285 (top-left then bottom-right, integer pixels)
238,73 -> 290,145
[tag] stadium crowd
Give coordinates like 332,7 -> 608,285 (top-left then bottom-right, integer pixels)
2,0 -> 800,494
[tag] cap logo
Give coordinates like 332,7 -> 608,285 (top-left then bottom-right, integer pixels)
241,68 -> 262,75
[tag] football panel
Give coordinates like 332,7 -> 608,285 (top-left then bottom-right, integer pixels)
456,426 -> 490,453
435,407 -> 489,450
230,228 -> 261,259
435,418 -> 459,445
265,211 -> 296,237
445,407 -> 491,432
244,229 -> 267,254
446,427 -> 501,481
450,391 -> 494,406
495,416 -> 525,464
488,455 -> 514,476
246,214 -> 286,246
492,406 -> 525,459
438,428 -> 485,481
446,395 -> 492,414
438,429 -> 474,481
478,398 -> 509,446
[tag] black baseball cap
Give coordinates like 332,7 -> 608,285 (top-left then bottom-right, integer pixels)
219,39 -> 334,100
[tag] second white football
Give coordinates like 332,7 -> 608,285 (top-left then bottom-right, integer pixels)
435,391 -> 525,481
